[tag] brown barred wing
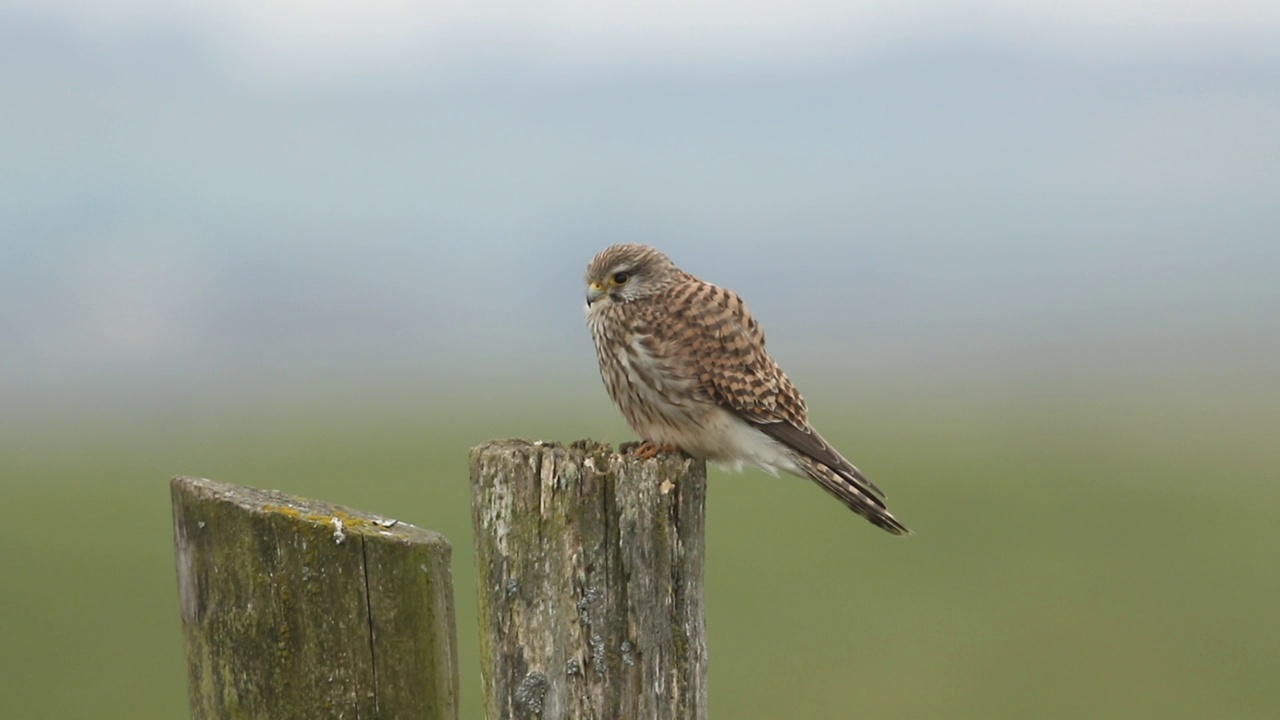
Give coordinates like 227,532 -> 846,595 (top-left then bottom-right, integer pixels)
651,274 -> 893,508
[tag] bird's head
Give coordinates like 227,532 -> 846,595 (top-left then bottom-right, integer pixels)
584,244 -> 679,307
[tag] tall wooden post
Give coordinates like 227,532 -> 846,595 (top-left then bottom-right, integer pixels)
171,476 -> 460,720
470,440 -> 708,720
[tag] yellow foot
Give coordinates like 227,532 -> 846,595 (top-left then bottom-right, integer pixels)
632,441 -> 680,460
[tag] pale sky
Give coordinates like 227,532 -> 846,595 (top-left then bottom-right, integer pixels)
7,0 -> 1280,84
1,0 -> 1277,404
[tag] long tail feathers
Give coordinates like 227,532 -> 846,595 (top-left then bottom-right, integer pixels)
795,456 -> 912,535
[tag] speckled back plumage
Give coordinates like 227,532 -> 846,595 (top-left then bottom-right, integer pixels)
585,243 -> 909,535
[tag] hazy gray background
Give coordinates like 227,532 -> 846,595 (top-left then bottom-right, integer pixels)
3,0 -> 1277,418
3,3 -> 1280,719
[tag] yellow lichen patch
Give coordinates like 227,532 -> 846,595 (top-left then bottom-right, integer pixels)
262,503 -> 304,520
261,503 -> 376,533
304,509 -> 374,532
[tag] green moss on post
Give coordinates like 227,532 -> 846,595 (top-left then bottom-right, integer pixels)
171,476 -> 459,720
470,440 -> 708,720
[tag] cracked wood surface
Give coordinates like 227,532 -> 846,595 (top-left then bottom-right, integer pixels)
471,440 -> 708,720
171,476 -> 458,720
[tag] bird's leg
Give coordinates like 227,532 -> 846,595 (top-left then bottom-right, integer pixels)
631,441 -> 681,460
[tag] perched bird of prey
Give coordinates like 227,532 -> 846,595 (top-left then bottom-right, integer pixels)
584,243 -> 910,535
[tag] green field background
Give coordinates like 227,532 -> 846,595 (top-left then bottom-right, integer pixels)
2,378 -> 1276,719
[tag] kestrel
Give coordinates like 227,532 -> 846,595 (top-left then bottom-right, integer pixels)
584,243 -> 910,535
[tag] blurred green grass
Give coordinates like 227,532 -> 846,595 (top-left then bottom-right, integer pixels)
1,384 -> 1276,719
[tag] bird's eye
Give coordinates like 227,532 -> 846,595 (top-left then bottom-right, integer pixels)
612,272 -> 630,285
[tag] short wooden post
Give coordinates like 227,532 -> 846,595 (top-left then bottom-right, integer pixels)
470,440 -> 708,720
171,476 -> 459,720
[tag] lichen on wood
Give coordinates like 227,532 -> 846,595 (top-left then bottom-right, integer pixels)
171,476 -> 459,720
470,439 -> 708,720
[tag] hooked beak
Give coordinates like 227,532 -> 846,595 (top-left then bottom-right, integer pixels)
586,281 -> 605,306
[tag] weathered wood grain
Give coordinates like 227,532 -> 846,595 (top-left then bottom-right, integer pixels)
470,440 -> 708,720
171,476 -> 459,720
